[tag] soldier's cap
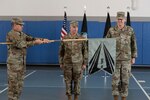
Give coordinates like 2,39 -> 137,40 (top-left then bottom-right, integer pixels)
11,17 -> 24,25
70,21 -> 78,27
116,11 -> 125,19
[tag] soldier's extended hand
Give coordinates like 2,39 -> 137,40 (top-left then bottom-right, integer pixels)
43,39 -> 54,43
34,39 -> 44,44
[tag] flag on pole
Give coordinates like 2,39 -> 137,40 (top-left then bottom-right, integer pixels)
61,11 -> 68,39
88,12 -> 113,75
103,12 -> 111,38
126,11 -> 131,26
81,12 -> 88,76
102,12 -> 115,74
81,13 -> 87,38
88,38 -> 116,75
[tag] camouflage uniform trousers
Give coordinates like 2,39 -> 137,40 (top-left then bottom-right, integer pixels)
63,63 -> 83,96
7,63 -> 26,100
112,60 -> 131,97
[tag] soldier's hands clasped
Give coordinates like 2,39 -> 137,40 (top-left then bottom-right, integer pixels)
34,39 -> 55,44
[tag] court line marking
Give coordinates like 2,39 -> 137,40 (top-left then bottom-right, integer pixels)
142,87 -> 150,89
132,72 -> 150,74
138,80 -> 146,83
131,74 -> 150,100
0,70 -> 36,94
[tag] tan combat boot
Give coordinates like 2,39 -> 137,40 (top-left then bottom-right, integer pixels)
68,95 -> 72,100
114,95 -> 119,100
122,97 -> 126,100
74,95 -> 79,100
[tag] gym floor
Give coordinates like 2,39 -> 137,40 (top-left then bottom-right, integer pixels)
0,66 -> 150,100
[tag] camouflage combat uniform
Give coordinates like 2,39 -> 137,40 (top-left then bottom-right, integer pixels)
106,25 -> 137,97
59,33 -> 88,96
6,30 -> 36,100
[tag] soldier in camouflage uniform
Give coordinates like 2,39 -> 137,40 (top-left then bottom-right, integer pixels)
59,21 -> 88,100
106,12 -> 137,100
6,17 -> 52,100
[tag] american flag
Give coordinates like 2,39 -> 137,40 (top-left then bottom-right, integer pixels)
61,11 -> 67,40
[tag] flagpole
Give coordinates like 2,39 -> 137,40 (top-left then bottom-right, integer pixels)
102,6 -> 111,78
0,39 -> 88,45
82,5 -> 88,78
0,42 -> 13,45
60,5 -> 68,83
55,38 -> 88,42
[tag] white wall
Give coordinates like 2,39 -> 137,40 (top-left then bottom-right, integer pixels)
0,0 -> 149,17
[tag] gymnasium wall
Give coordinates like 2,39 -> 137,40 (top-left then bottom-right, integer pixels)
0,0 -> 149,17
0,20 -> 150,65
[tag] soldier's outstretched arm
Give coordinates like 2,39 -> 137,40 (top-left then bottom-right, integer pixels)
7,32 -> 34,48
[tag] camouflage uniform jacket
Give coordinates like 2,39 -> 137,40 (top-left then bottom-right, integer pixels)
6,30 -> 35,64
59,33 -> 88,65
106,25 -> 137,61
